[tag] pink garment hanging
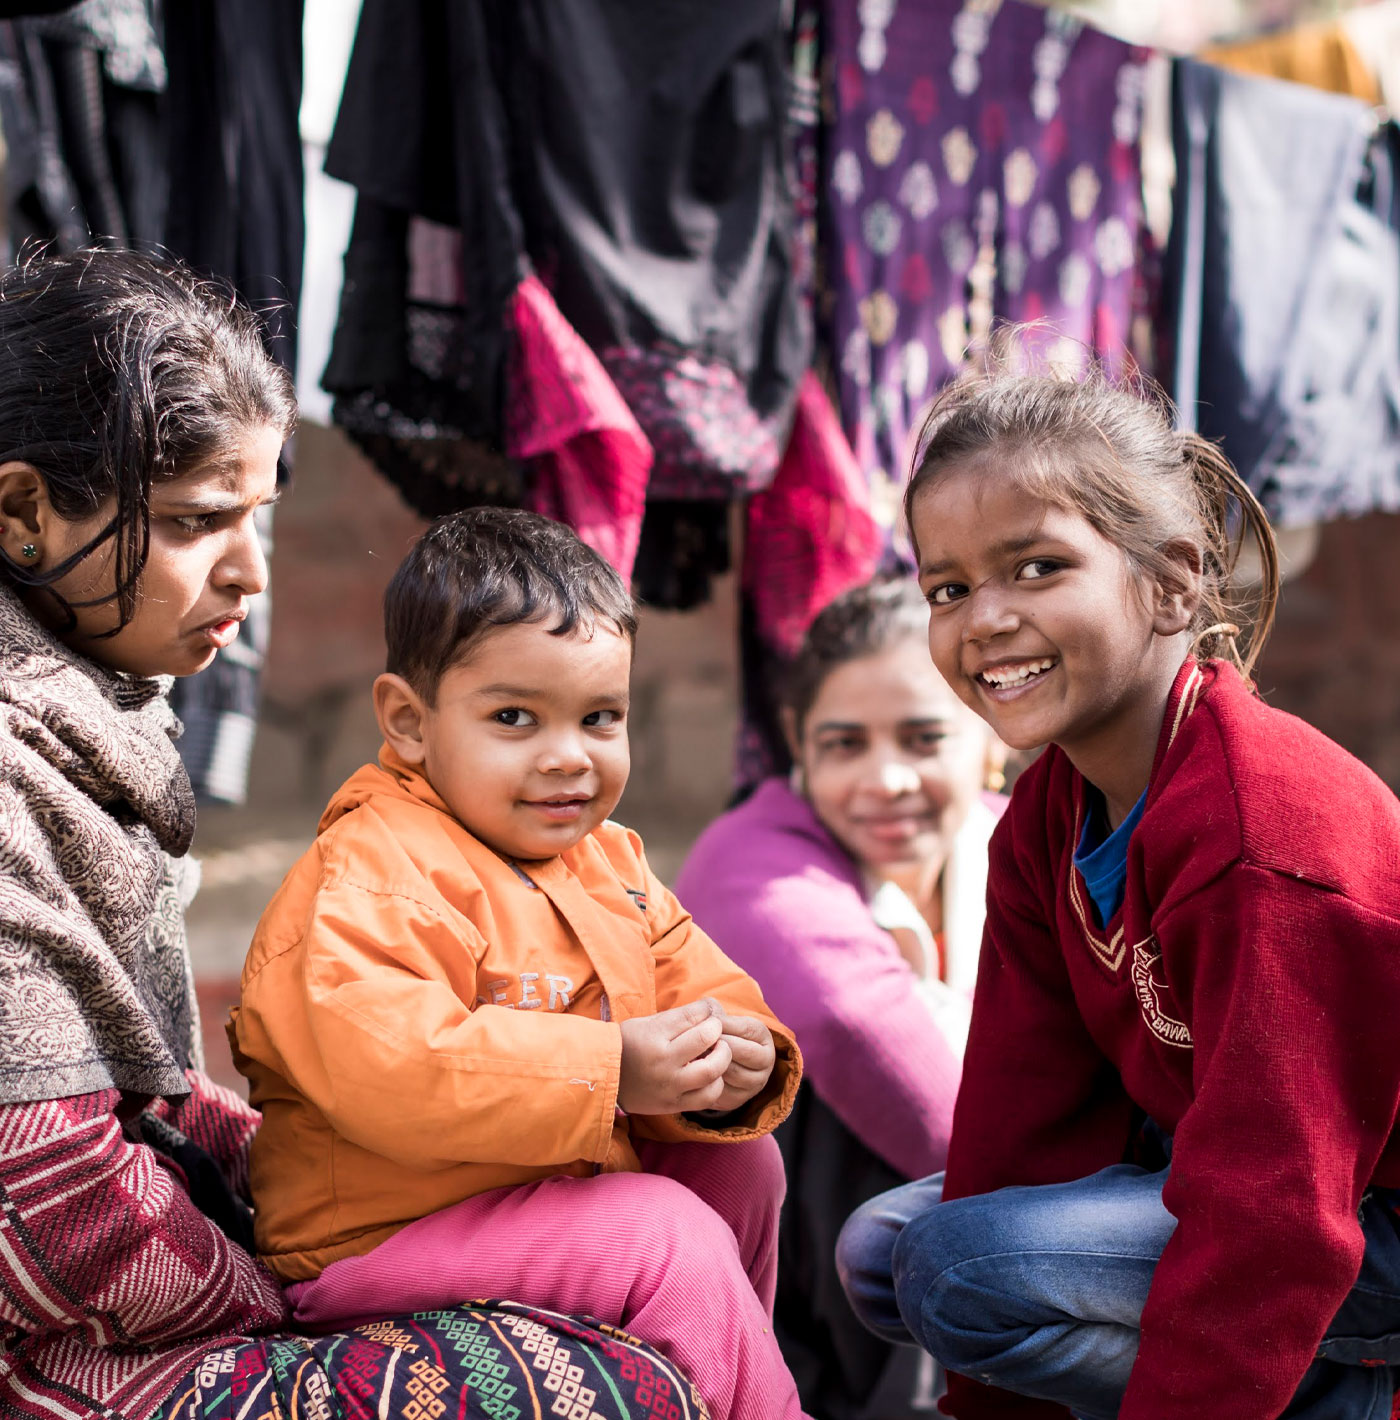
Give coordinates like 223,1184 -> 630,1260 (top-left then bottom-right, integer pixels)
743,371 -> 882,656
507,274 -> 653,581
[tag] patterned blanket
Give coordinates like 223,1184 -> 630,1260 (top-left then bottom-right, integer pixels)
156,1303 -> 712,1420
0,1076 -> 708,1420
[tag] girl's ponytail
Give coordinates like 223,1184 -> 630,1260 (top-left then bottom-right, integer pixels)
1179,431 -> 1279,681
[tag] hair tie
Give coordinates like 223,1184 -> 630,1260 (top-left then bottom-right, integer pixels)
1191,622 -> 1243,671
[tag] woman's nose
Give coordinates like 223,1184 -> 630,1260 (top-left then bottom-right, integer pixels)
217,514 -> 269,597
873,759 -> 921,796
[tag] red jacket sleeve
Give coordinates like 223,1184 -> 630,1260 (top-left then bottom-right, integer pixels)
1117,869 -> 1400,1420
0,1090 -> 286,1348
940,811 -> 1136,1420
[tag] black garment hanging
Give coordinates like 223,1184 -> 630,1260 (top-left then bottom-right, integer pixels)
323,0 -> 810,545
163,0 -> 305,374
322,0 -> 526,515
1164,58 -> 1400,527
0,0 -> 166,256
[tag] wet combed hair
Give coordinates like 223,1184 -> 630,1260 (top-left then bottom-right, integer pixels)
903,358 -> 1280,679
782,577 -> 930,740
384,507 -> 639,701
0,248 -> 297,629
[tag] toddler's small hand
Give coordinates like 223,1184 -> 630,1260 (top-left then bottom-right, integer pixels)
707,1011 -> 776,1116
618,999 -> 733,1115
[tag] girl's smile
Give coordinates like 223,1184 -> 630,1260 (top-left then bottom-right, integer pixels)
975,656 -> 1058,693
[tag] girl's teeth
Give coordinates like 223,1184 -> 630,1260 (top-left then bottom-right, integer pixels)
981,658 -> 1054,688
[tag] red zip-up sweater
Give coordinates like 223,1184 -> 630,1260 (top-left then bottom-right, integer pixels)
942,659 -> 1400,1420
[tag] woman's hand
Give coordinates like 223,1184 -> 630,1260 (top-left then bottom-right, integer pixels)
618,999 -> 733,1114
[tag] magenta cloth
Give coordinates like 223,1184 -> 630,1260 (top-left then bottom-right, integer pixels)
676,779 -> 962,1181
286,1134 -> 807,1420
508,273 -> 653,581
742,371 -> 883,657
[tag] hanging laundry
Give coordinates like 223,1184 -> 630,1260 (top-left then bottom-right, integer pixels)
743,371 -> 882,660
323,0 -> 811,600
0,0 -> 166,256
322,0 -> 526,519
1203,21 -> 1381,105
1342,0 -> 1400,114
1164,59 -> 1400,528
823,0 -> 1152,555
633,501 -> 733,613
500,0 -> 808,501
163,0 -> 305,376
508,273 -> 653,580
735,371 -> 883,790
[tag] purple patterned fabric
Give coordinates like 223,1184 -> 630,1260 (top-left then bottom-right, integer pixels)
824,0 -> 1152,557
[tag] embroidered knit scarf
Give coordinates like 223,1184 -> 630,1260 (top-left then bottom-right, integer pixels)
0,585 -> 200,1103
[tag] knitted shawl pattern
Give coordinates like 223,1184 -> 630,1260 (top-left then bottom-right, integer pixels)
0,586 -> 200,1104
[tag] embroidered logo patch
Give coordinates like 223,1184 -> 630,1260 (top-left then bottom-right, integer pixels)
625,886 -> 648,913
1130,937 -> 1193,1049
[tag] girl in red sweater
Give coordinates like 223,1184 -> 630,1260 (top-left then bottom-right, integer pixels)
837,367 -> 1400,1420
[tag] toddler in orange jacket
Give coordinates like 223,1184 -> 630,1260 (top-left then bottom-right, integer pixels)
232,508 -> 807,1420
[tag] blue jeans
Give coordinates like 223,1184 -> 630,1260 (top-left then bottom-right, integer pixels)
836,1166 -> 1400,1420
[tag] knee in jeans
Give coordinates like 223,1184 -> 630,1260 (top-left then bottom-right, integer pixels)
890,1204 -> 983,1369
835,1193 -> 896,1288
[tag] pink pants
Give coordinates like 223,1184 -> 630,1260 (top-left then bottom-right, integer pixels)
287,1135 -> 808,1420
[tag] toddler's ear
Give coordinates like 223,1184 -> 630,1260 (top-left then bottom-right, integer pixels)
373,673 -> 429,765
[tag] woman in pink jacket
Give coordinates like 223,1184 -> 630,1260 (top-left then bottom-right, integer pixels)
677,578 -> 1006,1420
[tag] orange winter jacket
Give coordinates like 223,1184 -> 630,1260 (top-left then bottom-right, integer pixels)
231,749 -> 802,1282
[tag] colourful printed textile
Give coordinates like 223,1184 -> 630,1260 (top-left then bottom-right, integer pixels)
824,0 -> 1152,555
0,1080 -> 288,1420
155,1303 -> 712,1420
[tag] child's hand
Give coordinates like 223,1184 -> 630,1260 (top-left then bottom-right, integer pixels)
705,1011 -> 776,1116
618,999 -> 733,1115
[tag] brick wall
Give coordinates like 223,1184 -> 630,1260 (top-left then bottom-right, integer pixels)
1257,512 -> 1400,792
